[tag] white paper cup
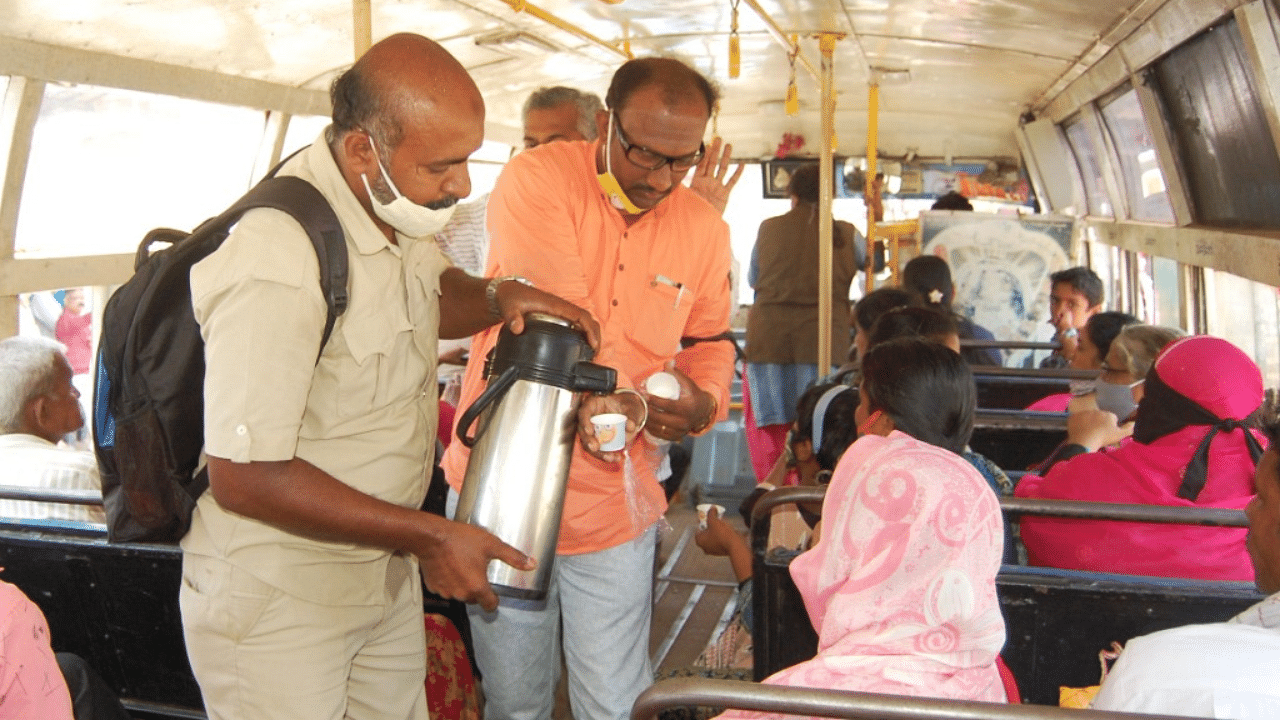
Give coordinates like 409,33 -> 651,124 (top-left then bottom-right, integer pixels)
591,413 -> 627,452
696,503 -> 726,530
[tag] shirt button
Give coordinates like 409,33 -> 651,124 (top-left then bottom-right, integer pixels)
612,299 -> 619,306
618,264 -> 625,271
235,424 -> 248,436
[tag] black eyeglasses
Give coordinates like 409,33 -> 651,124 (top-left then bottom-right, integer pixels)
613,117 -> 705,172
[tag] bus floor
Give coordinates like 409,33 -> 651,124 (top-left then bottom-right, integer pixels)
650,497 -> 745,673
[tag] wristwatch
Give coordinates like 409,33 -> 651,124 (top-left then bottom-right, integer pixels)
486,275 -> 530,318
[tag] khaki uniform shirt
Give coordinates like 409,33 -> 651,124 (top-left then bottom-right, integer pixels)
184,131 -> 447,606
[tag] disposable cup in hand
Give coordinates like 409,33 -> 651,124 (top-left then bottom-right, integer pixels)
696,503 -> 725,530
591,413 -> 627,452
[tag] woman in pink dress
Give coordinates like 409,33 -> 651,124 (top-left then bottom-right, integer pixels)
1017,335 -> 1265,581
721,338 -> 1006,719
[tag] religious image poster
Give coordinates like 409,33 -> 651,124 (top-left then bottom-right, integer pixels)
919,212 -> 1075,368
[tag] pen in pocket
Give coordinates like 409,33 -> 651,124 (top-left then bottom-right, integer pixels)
653,274 -> 685,309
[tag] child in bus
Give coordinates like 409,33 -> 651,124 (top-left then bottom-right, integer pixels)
718,339 -> 1007,717
901,255 -> 1003,366
675,383 -> 858,706
1017,335 -> 1265,581
1026,311 -> 1139,413
733,382 -> 861,545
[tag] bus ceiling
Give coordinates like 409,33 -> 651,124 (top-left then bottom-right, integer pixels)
0,0 -> 1249,158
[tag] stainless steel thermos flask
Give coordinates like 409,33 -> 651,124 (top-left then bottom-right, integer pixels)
454,313 -> 616,599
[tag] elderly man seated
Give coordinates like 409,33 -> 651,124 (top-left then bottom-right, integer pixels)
1090,415 -> 1280,717
0,336 -> 103,523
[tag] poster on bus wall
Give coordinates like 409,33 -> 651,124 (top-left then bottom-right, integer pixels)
918,212 -> 1075,368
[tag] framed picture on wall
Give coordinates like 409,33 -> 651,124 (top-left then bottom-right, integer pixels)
760,159 -> 812,198
761,158 -> 854,198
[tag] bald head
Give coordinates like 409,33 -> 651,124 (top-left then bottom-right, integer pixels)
329,33 -> 484,151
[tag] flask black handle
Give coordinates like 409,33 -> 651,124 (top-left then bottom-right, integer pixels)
457,366 -> 520,448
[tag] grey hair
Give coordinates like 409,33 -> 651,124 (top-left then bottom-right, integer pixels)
522,87 -> 604,141
1111,324 -> 1187,379
0,336 -> 65,434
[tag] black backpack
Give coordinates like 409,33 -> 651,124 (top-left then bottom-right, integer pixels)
93,174 -> 348,543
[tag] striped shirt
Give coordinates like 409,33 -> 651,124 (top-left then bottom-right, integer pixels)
434,193 -> 490,276
0,434 -> 104,523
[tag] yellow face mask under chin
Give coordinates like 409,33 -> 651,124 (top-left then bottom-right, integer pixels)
596,170 -> 645,214
596,113 -> 645,215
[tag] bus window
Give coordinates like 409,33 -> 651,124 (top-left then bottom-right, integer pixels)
280,114 -> 331,158
1205,267 -> 1280,387
18,83 -> 263,258
1099,88 -> 1175,224
1062,115 -> 1113,218
1149,254 -> 1182,327
465,140 -> 516,201
1152,17 -> 1280,229
1084,233 -> 1122,314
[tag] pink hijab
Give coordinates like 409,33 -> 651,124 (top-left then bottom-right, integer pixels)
1017,336 -> 1264,580
721,431 -> 1006,720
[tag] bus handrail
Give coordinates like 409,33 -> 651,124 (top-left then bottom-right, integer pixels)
630,677 -> 1208,720
970,365 -> 1097,379
0,485 -> 104,506
961,339 -> 1062,351
751,486 -> 1248,528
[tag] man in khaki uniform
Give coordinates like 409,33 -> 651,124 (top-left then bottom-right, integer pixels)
181,33 -> 597,720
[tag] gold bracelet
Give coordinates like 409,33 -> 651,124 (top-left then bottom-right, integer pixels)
613,387 -> 648,429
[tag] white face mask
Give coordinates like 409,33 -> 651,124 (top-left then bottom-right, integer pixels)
1095,378 -> 1142,421
360,134 -> 457,238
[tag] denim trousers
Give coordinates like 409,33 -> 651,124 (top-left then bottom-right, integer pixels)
467,524 -> 657,720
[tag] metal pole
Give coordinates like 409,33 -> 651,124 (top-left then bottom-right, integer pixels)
816,33 -> 841,372
751,485 -> 1248,529
864,82 -> 879,295
632,677 -> 1213,720
353,0 -> 372,59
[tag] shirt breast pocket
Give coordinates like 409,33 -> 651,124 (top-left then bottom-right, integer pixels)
631,279 -> 691,357
323,310 -> 413,420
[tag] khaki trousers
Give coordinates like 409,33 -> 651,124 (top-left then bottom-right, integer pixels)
180,552 -> 428,720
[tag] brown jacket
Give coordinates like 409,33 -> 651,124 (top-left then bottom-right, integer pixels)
746,203 -> 858,365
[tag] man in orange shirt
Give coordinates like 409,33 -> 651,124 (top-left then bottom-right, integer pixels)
441,58 -> 736,720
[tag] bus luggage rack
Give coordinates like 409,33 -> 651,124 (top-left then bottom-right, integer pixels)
632,677 -> 1212,720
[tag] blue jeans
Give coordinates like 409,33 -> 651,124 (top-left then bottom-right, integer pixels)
467,525 -> 657,720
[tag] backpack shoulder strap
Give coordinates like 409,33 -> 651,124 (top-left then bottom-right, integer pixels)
219,176 -> 349,358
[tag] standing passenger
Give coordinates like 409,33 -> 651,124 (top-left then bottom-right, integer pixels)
435,86 -> 606,279
181,33 -> 598,720
441,56 -> 736,720
744,164 -> 862,485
